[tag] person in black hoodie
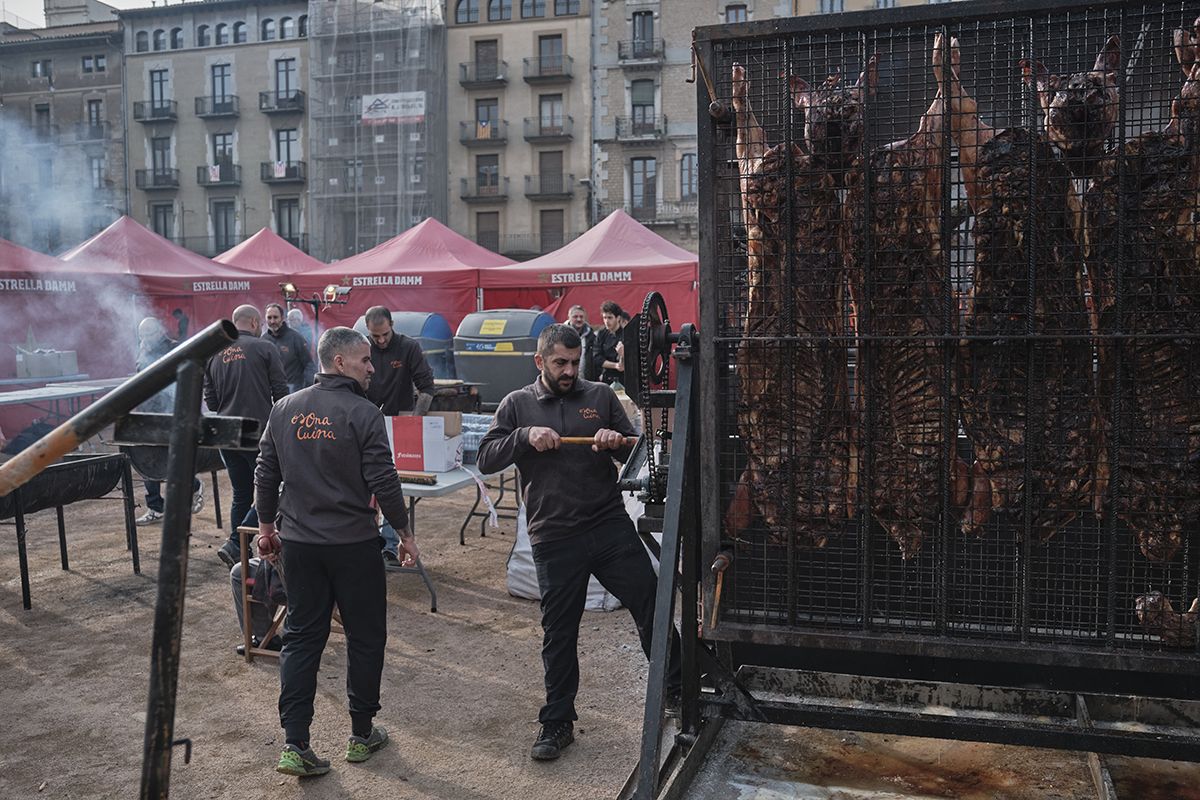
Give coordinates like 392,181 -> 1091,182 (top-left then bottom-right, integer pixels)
205,305 -> 289,567
477,323 -> 680,762
256,326 -> 417,777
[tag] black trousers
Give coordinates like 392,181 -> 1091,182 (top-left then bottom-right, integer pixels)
278,537 -> 387,744
220,448 -> 257,543
531,515 -> 682,724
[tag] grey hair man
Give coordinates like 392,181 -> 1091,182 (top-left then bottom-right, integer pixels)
263,302 -> 315,393
255,326 -> 416,777
204,304 -> 289,567
566,304 -> 599,382
477,323 -> 681,761
362,305 -> 436,569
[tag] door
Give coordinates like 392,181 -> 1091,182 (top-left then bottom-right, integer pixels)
631,157 -> 657,220
211,63 -> 231,111
212,200 -> 236,252
476,211 -> 499,251
539,94 -> 563,135
540,209 -> 564,252
474,39 -> 498,81
539,150 -> 563,194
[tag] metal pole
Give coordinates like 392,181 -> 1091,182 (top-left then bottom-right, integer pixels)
139,359 -> 204,800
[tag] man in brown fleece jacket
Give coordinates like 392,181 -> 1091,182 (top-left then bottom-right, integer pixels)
255,326 -> 417,777
477,323 -> 680,762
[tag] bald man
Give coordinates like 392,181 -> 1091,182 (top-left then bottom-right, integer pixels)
205,304 -> 289,566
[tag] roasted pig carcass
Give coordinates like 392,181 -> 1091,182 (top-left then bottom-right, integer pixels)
1135,592 -> 1199,648
939,37 -> 1108,539
725,63 -> 862,547
842,35 -> 965,558
1084,23 -> 1200,562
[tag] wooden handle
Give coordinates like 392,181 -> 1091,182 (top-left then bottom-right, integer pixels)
559,436 -> 638,446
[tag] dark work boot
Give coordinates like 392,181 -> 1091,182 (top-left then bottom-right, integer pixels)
530,721 -> 574,761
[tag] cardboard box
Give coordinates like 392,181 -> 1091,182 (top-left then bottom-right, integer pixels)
428,411 -> 462,437
386,415 -> 463,472
15,349 -> 78,379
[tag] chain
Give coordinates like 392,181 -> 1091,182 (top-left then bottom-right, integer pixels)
639,293 -> 669,502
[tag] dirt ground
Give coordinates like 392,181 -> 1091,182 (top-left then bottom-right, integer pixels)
0,467 -> 1197,799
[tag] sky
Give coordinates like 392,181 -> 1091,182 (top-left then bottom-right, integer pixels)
2,0 -> 148,28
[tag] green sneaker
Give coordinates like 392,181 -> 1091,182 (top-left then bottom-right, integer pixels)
276,744 -> 331,777
345,725 -> 389,763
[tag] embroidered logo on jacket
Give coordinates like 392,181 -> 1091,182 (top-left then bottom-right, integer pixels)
579,407 -> 600,421
292,412 -> 337,441
222,346 -> 246,364
390,360 -> 404,369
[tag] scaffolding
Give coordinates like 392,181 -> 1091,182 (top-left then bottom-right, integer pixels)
307,0 -> 446,262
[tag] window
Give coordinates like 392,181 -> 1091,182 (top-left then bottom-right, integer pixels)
554,0 -> 579,14
400,28 -> 422,61
30,59 -> 51,78
456,0 -> 479,23
280,17 -> 295,38
275,198 -> 300,242
411,153 -> 426,185
151,136 -> 172,174
631,11 -> 654,56
275,128 -> 298,163
819,0 -> 844,11
213,132 -> 233,166
521,0 -> 545,17
196,25 -> 210,46
538,35 -> 563,74
540,209 -> 564,251
275,58 -> 297,99
488,0 -> 511,21
212,201 -> 237,252
631,157 -> 657,218
476,154 -> 499,193
725,4 -> 747,22
631,79 -> 655,131
680,153 -> 697,200
232,22 -> 246,43
170,27 -> 183,48
86,99 -> 103,128
89,156 -> 105,190
876,0 -> 896,6
96,54 -> 106,71
539,93 -> 563,132
211,63 -> 231,101
474,40 -> 498,79
153,29 -> 166,51
149,69 -> 169,111
344,159 -> 364,192
82,56 -> 93,73
476,211 -> 499,251
135,31 -> 149,52
33,218 -> 60,253
475,97 -> 499,138
215,23 -> 229,45
261,18 -> 276,40
34,104 -> 51,140
151,203 -> 174,239
298,15 -> 307,37
539,150 -> 563,193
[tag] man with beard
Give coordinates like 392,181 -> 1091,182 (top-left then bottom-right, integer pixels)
256,326 -> 417,777
476,323 -> 680,762
263,303 -> 315,393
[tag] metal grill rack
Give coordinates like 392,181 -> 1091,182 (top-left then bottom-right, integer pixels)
626,1 -> 1200,797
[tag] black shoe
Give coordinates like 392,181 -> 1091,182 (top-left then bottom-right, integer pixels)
217,540 -> 240,568
235,636 -> 283,656
530,721 -> 574,761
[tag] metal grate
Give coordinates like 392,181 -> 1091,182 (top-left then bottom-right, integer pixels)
699,0 -> 1200,672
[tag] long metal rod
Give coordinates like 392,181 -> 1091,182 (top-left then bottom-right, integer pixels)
140,359 -> 204,800
0,320 -> 237,498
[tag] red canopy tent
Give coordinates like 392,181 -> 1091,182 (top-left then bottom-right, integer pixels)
295,218 -> 515,330
0,238 -> 142,381
214,227 -> 326,276
478,210 -> 699,325
61,216 -> 279,336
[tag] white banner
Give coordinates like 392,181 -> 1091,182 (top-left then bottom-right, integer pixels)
361,92 -> 425,126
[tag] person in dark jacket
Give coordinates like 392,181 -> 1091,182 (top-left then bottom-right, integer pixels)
592,300 -> 627,386
263,303 -> 315,393
205,304 -> 289,567
566,304 -> 599,382
134,317 -> 202,525
256,326 -> 417,777
363,305 -> 436,568
477,323 -> 681,762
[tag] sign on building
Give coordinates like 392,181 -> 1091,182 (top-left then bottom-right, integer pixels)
361,92 -> 425,125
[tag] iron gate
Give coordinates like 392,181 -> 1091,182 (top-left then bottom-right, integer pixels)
697,0 -> 1200,679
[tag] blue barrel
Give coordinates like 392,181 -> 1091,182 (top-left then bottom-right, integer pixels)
454,309 -> 555,407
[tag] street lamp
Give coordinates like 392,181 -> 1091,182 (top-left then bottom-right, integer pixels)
280,282 -> 351,334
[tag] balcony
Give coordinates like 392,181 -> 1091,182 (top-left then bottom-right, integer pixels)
523,116 -> 574,143
498,232 -> 575,257
133,100 -> 178,123
459,60 -> 508,89
135,169 -> 180,190
524,173 -> 575,200
32,124 -> 60,144
617,38 -> 665,65
602,200 -> 697,225
616,115 -> 668,141
75,121 -> 108,141
281,233 -> 308,252
460,177 -> 509,203
195,95 -> 240,118
459,120 -> 508,147
259,90 -> 306,114
260,161 -> 307,183
523,55 -> 573,84
197,163 -> 242,187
